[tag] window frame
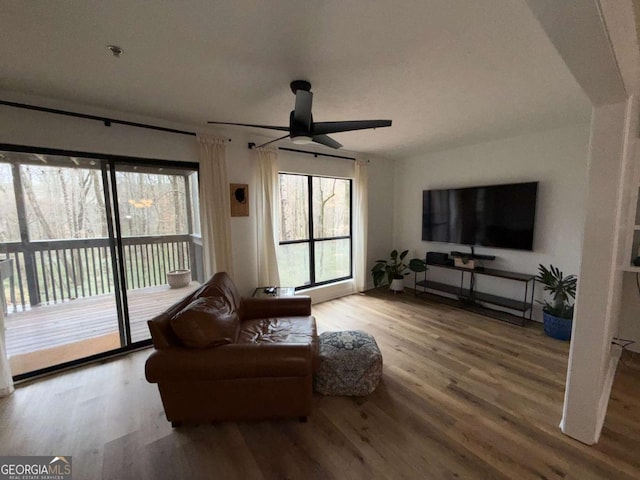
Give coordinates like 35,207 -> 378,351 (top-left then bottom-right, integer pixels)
278,173 -> 353,290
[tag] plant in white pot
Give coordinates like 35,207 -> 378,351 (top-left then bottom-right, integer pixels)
371,250 -> 427,292
536,264 -> 577,341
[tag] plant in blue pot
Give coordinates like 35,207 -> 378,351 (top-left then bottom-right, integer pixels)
536,264 -> 577,340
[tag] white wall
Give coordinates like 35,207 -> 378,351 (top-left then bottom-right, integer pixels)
619,272 -> 640,353
225,132 -> 258,296
393,124 -> 591,319
0,96 -> 200,162
365,155 -> 396,290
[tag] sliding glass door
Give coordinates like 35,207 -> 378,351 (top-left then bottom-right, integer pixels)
111,162 -> 200,343
0,148 -> 202,377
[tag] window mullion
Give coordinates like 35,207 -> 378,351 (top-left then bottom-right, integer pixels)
307,175 -> 315,286
350,178 -> 353,279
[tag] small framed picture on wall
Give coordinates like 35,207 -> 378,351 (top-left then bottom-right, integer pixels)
230,183 -> 249,217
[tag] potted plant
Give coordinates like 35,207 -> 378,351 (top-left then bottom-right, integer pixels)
536,264 -> 577,340
371,250 -> 427,292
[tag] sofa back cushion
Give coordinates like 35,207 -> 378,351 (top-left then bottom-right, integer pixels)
147,272 -> 240,349
209,271 -> 241,311
189,272 -> 240,311
170,296 -> 240,348
147,292 -> 198,349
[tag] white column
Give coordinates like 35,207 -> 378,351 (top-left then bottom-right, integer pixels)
561,100 -> 630,443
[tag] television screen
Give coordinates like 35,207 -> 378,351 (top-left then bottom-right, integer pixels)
422,182 -> 538,251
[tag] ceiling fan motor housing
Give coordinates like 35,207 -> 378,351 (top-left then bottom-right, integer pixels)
290,80 -> 311,94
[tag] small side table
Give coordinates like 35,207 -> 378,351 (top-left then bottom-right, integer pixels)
252,286 -> 296,298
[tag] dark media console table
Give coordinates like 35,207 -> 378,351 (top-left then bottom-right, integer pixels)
414,262 -> 535,326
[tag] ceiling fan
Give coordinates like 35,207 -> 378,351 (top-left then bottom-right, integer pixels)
208,80 -> 392,149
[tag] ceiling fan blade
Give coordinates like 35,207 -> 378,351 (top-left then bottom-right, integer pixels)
251,134 -> 291,149
293,90 -> 313,130
207,121 -> 289,132
312,135 -> 343,149
312,120 -> 392,135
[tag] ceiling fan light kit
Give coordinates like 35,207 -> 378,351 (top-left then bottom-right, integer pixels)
208,80 -> 392,150
292,135 -> 314,145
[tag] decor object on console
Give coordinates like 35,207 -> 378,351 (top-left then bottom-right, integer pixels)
453,256 -> 477,269
145,272 -> 318,426
450,248 -> 493,270
371,250 -> 427,292
426,251 -> 452,266
536,264 -> 577,341
314,330 -> 383,396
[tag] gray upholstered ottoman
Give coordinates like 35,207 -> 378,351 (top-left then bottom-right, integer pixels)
314,330 -> 383,396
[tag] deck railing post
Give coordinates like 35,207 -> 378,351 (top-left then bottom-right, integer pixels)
11,163 -> 40,307
23,248 -> 40,307
190,235 -> 204,283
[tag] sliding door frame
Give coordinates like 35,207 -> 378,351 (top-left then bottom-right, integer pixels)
0,143 -> 198,381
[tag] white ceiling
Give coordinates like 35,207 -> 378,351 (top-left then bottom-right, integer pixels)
0,0 -> 592,159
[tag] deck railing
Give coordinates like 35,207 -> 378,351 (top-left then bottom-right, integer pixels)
0,234 -> 201,313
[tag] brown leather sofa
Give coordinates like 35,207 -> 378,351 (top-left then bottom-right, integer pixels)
145,272 -> 317,426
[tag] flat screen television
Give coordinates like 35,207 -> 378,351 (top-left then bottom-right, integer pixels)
422,181 -> 538,251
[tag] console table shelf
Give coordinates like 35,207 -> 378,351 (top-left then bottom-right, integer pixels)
414,262 -> 536,326
415,280 -> 467,298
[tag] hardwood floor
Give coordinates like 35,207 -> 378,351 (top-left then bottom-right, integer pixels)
1,289 -> 639,479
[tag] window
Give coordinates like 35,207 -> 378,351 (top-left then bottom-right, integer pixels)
278,173 -> 352,289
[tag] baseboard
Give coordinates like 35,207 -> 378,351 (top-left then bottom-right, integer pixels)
302,280 -> 356,304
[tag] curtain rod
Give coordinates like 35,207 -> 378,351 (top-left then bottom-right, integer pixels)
1,100 -> 230,141
248,142 -> 356,161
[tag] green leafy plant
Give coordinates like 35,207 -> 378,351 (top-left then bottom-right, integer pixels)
371,250 -> 427,287
536,264 -> 577,319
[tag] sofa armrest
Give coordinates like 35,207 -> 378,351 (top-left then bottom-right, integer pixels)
145,343 -> 313,383
239,296 -> 311,320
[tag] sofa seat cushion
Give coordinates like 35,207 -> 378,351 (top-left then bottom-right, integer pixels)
170,296 -> 239,348
238,317 -> 316,346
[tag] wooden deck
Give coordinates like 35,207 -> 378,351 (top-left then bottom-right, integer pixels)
4,282 -> 200,357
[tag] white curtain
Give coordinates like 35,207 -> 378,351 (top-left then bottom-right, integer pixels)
197,134 -> 233,279
354,158 -> 369,291
255,146 -> 281,286
0,307 -> 14,397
